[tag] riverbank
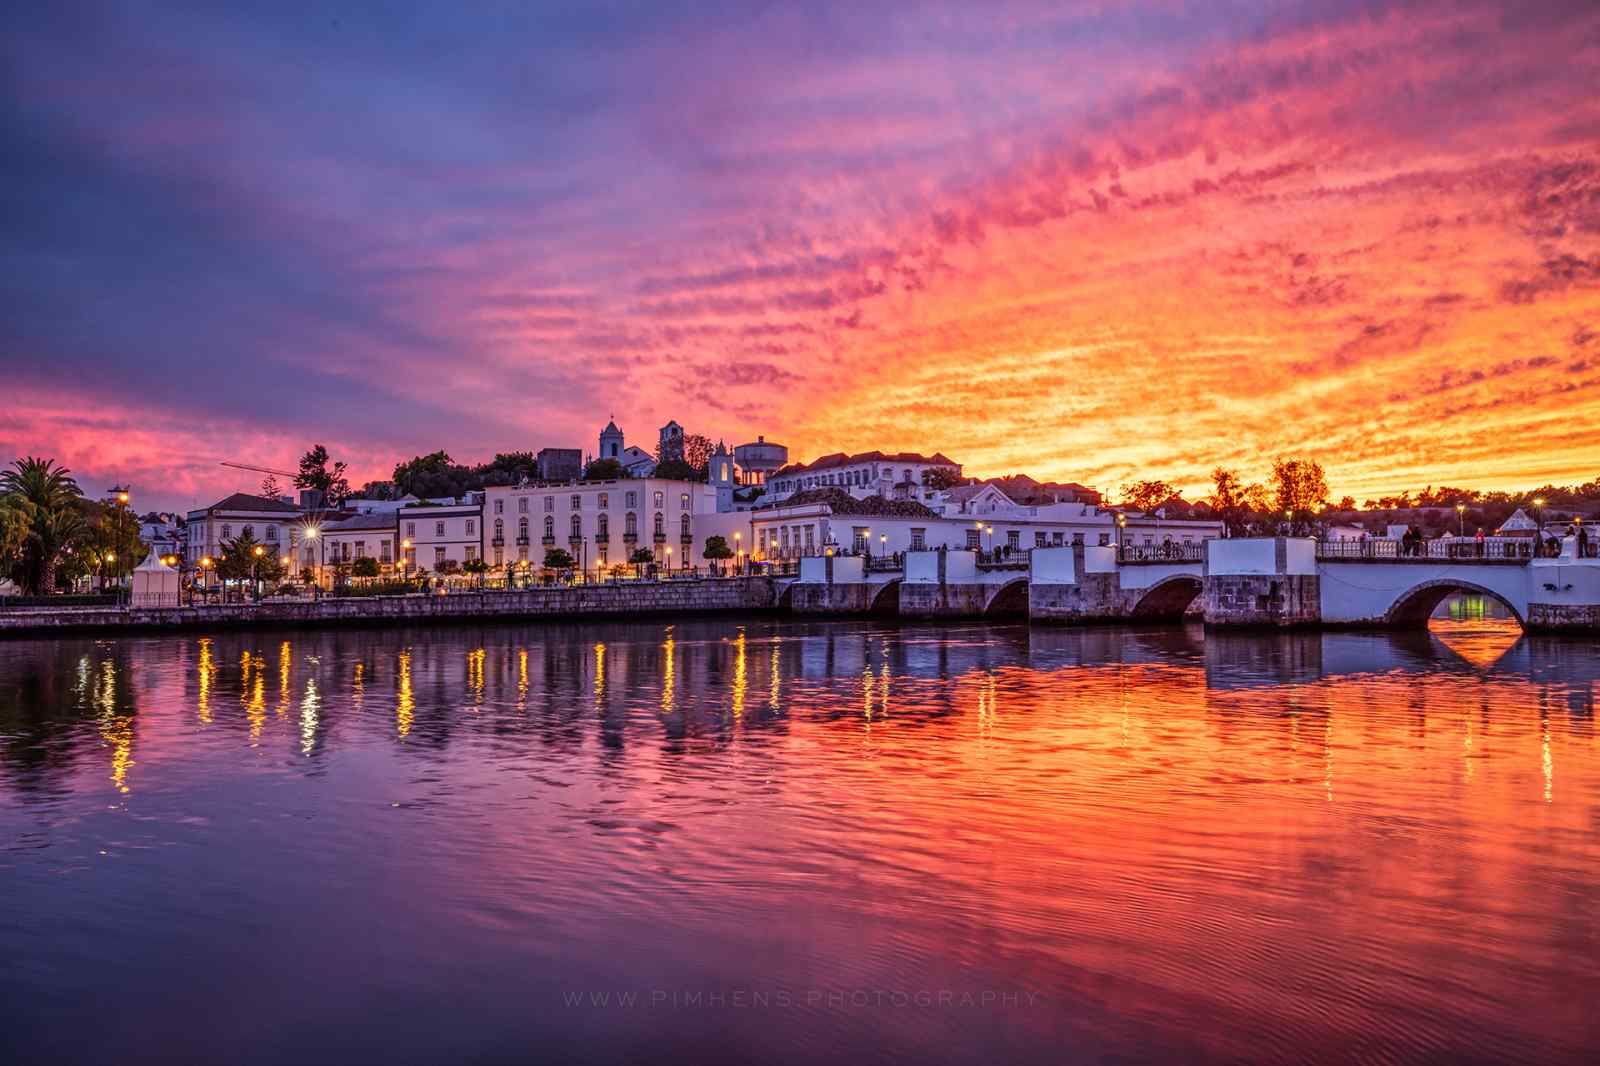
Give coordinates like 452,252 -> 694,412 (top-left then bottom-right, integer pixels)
0,577 -> 779,636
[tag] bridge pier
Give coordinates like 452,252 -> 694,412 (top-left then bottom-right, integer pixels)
899,550 -> 991,618
1203,538 -> 1321,628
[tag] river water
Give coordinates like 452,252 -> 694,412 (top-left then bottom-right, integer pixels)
1,617 -> 1596,1064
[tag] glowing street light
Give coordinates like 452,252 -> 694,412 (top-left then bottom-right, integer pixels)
1456,502 -> 1466,537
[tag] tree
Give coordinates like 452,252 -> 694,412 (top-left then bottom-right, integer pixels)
357,480 -> 398,500
474,452 -> 538,487
702,535 -> 734,561
215,530 -> 285,585
1,457 -> 86,594
259,474 -> 283,499
1271,458 -> 1330,535
1207,467 -> 1272,537
296,445 -> 351,507
583,458 -> 625,481
80,499 -> 146,587
0,494 -> 33,581
351,556 -> 381,578
628,548 -> 654,565
681,434 -> 714,472
1122,479 -> 1177,515
924,467 -> 965,491
651,458 -> 700,482
543,548 -> 575,569
1336,496 -> 1357,512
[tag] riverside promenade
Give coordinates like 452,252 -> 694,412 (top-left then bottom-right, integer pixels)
0,577 -> 778,636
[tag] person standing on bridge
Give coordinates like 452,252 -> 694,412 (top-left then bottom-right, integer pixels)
1475,527 -> 1486,557
1580,524 -> 1591,559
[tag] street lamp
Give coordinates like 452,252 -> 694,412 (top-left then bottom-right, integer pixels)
734,531 -> 742,575
200,556 -> 213,600
252,545 -> 265,600
665,545 -> 672,577
1533,496 -> 1546,549
1116,513 -> 1127,554
1456,502 -> 1466,538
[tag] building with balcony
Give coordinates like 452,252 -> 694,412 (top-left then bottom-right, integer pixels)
183,493 -> 304,572
764,451 -> 962,507
397,499 -> 483,573
483,477 -> 716,570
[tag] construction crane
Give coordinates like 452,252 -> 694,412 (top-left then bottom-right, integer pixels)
220,461 -> 298,479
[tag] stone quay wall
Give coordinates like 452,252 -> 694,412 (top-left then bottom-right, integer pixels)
0,578 -> 778,637
898,583 -> 989,619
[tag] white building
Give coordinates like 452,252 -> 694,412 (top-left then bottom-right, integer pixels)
318,512 -> 399,573
398,499 -> 484,573
184,493 -> 303,569
483,477 -> 717,571
764,450 -> 962,506
716,485 -> 1220,561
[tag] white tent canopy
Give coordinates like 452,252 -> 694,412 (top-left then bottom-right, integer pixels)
1496,508 -> 1538,536
131,548 -> 180,607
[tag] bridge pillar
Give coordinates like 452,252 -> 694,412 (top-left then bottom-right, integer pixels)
1203,538 -> 1321,628
1028,545 -> 1134,622
899,549 -> 987,617
1526,556 -> 1600,631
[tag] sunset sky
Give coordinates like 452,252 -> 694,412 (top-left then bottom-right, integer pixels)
5,1 -> 1599,510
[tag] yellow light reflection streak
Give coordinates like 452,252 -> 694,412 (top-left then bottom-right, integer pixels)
594,642 -> 607,707
95,659 -> 133,794
396,651 -> 414,739
517,649 -> 529,711
197,639 -> 214,724
300,676 -> 320,756
661,632 -> 676,714
769,643 -> 780,711
731,629 -> 746,718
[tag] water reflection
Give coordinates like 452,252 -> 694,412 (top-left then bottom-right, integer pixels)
1,619 -> 1597,1064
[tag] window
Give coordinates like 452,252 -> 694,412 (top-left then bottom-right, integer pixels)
625,512 -> 638,536
406,522 -> 416,537
625,491 -> 637,508
266,525 -> 278,542
434,547 -> 446,566
1052,532 -> 1064,546
465,519 -> 475,536
653,512 -> 665,536
570,494 -> 581,511
1098,533 -> 1110,546
435,521 -> 446,537
570,514 -> 582,538
1034,532 -> 1046,548
598,514 -> 609,537
911,528 -> 926,551
680,492 -> 689,509
541,516 -> 551,538
1008,530 -> 1021,551
494,546 -> 503,566
903,468 -> 912,482
380,540 -> 392,563
340,543 -> 351,561
519,497 -> 529,513
543,496 -> 554,513
495,518 -> 504,541
966,529 -> 981,549
653,491 -> 664,507
495,499 -> 504,514
804,526 -> 815,550
853,526 -> 869,553
465,546 -> 477,562
598,492 -> 608,508
222,524 -> 232,539
355,541 -> 366,558
680,514 -> 691,539
1072,532 -> 1084,546
242,525 -> 253,538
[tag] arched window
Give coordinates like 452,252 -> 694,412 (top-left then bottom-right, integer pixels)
570,514 -> 581,538
625,512 -> 638,536
680,514 -> 691,538
540,515 -> 550,538
597,514 -> 609,537
654,512 -> 665,536
494,518 -> 504,540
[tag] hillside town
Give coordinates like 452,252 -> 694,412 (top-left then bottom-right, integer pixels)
2,416 -> 1596,601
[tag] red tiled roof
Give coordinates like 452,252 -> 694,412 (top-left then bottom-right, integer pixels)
771,450 -> 960,479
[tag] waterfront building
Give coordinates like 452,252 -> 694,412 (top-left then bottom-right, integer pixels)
138,514 -> 183,561
764,450 -> 962,506
318,512 -> 399,573
397,498 -> 484,573
713,487 -> 1220,560
482,477 -> 715,570
184,493 -> 303,570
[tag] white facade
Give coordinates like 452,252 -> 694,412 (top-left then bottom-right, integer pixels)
482,478 -> 717,570
738,501 -> 1220,560
184,493 -> 304,568
318,513 -> 399,572
764,451 -> 962,505
397,501 -> 483,572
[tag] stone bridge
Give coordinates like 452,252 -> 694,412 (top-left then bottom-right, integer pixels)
785,539 -> 1600,632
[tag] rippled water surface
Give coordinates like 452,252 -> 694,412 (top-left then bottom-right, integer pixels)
2,618 -> 1598,1064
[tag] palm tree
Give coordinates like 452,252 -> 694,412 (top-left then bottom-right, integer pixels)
0,457 -> 86,594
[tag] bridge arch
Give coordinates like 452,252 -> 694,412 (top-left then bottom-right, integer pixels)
868,579 -> 901,616
1132,575 -> 1203,621
777,582 -> 796,611
1384,579 -> 1525,629
984,576 -> 1029,618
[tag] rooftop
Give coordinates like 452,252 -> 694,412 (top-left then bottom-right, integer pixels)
756,487 -> 938,518
199,492 -> 301,515
772,450 -> 959,479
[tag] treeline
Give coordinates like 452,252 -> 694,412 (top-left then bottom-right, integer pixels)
1122,458 -> 1331,536
1,458 -> 149,595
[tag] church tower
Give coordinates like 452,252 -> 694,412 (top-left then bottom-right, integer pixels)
599,419 -> 623,461
709,439 -> 735,512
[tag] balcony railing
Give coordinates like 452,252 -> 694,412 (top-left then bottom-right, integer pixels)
1315,537 -> 1535,562
1119,542 -> 1205,563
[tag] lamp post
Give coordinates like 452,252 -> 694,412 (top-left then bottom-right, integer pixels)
252,545 -> 265,601
1533,496 -> 1546,552
879,532 -> 887,562
734,531 -> 742,575
200,556 -> 213,601
1116,513 -> 1126,555
1456,502 -> 1466,538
